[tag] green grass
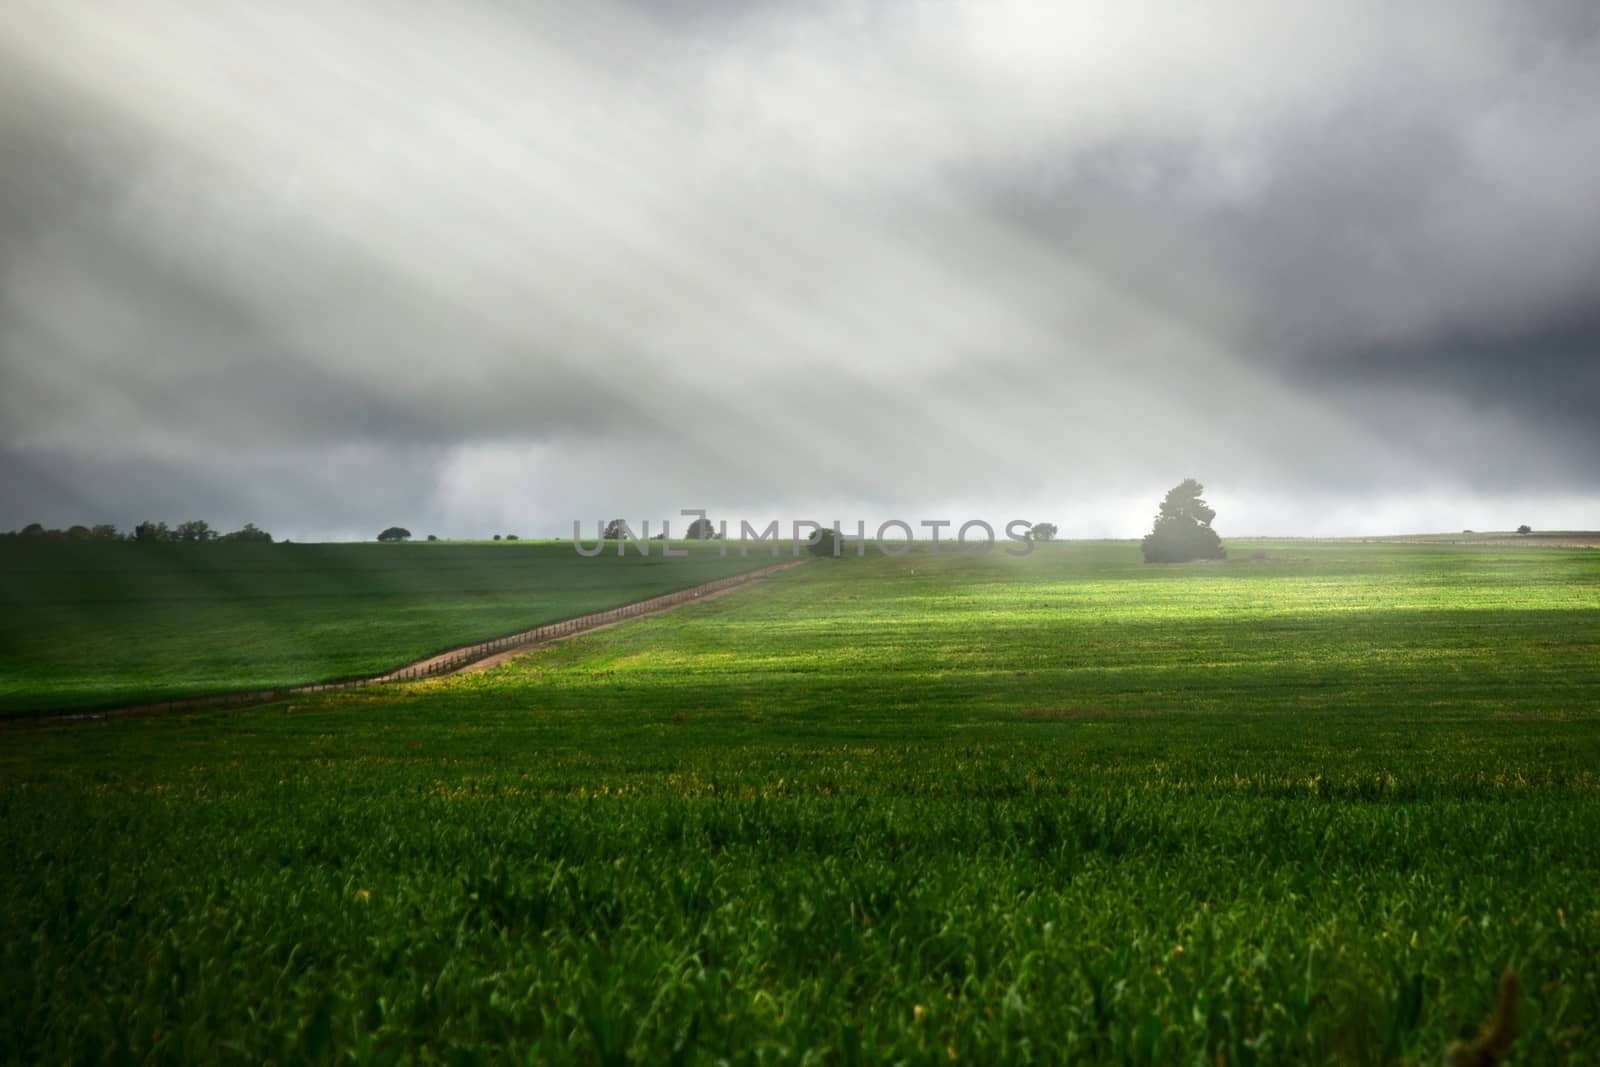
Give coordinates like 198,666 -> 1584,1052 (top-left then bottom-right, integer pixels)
3,541 -> 1599,1063
0,540 -> 777,716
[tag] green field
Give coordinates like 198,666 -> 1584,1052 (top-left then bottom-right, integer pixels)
4,542 -> 1600,1063
0,541 -> 774,716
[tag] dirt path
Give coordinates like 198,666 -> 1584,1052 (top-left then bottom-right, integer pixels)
457,570 -> 791,673
13,558 -> 810,727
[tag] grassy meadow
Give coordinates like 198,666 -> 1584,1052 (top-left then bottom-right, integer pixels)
3,541 -> 1600,1063
0,540 -> 774,716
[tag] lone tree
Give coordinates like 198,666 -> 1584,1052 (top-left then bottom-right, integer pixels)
808,526 -> 840,557
1029,522 -> 1058,542
1141,479 -> 1226,563
1517,524 -> 1533,535
685,516 -> 718,540
377,526 -> 412,542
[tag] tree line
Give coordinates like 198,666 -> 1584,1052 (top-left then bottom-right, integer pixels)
0,521 -> 274,544
4,485 -> 1224,558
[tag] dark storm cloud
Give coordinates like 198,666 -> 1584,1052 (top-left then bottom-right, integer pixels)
979,43 -> 1600,449
1304,308 -> 1600,410
1,1 -> 1596,537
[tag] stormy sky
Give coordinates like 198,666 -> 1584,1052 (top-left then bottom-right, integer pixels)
3,1 -> 1597,540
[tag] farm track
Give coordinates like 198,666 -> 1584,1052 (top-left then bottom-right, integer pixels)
8,558 -> 809,727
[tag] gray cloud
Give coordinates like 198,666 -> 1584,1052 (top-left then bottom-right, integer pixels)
2,1 -> 1596,538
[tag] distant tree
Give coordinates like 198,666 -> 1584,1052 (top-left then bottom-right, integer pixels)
134,520 -> 171,543
377,526 -> 412,542
493,534 -> 502,541
22,525 -> 61,539
220,523 -> 273,543
89,524 -> 121,541
426,534 -> 439,542
64,525 -> 92,540
1517,524 -> 1533,535
602,519 -> 629,540
808,527 -> 840,557
1141,479 -> 1226,563
174,520 -> 217,543
1029,522 -> 1058,542
685,517 -> 718,540
505,534 -> 518,541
